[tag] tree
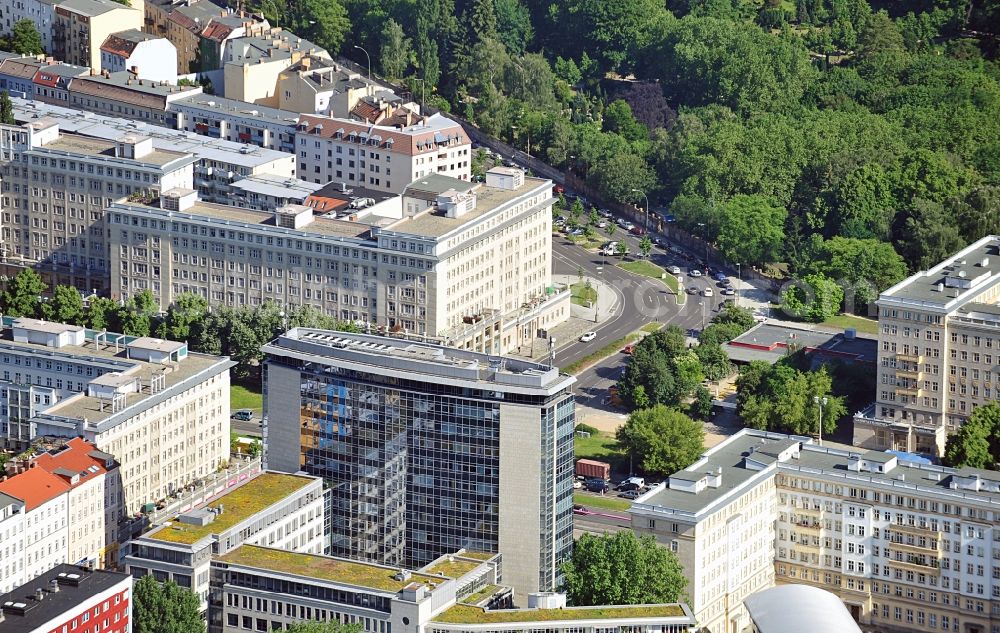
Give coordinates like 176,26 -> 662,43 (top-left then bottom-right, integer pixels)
164,292 -> 209,341
558,0 -> 669,75
716,195 -> 787,266
378,20 -> 411,80
617,405 -> 704,477
615,241 -> 629,258
293,0 -> 350,55
856,11 -> 905,60
896,198 -> 965,271
593,153 -> 656,204
810,237 -> 907,311
780,273 -> 844,322
695,341 -> 732,380
561,531 -> 687,606
605,222 -> 618,241
494,0 -> 534,55
0,90 -> 14,125
735,363 -> 845,436
133,575 -> 203,633
639,236 -> 652,259
43,285 -> 85,325
86,296 -> 119,331
690,384 -> 713,420
603,100 -> 647,142
1,268 -> 46,317
8,19 -> 43,55
944,402 -> 1000,469
617,326 -> 692,408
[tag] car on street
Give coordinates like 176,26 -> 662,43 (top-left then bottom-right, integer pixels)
585,478 -> 610,493
652,237 -> 663,247
618,490 -> 641,500
624,222 -> 636,231
689,269 -> 702,277
580,331 -> 597,342
687,285 -> 699,294
568,228 -> 584,235
573,480 -> 583,489
629,226 -> 646,236
713,272 -> 727,282
616,481 -> 641,492
702,288 -> 714,297
722,287 -> 736,296
668,265 -> 681,275
597,220 -> 608,228
599,208 -> 613,218
616,218 -> 630,227
231,409 -> 254,421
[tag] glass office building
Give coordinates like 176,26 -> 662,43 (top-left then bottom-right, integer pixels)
262,330 -> 576,599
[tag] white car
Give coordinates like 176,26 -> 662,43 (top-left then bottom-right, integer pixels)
668,266 -> 681,275
702,288 -> 714,297
597,220 -> 609,228
580,331 -> 597,342
689,269 -> 703,277
616,218 -> 630,228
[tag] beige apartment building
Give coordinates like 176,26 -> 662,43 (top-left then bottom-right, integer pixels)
222,29 -> 329,106
296,112 -> 471,194
53,0 -> 143,69
3,317 -> 234,515
107,168 -> 568,354
0,119 -> 195,293
855,235 -> 1000,456
632,428 -> 1000,633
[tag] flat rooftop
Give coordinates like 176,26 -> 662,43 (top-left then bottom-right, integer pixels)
635,432 -> 804,517
38,133 -> 189,168
0,565 -> 131,633
146,473 -> 314,545
264,329 -> 574,395
432,604 -> 689,625
12,97 -> 292,168
880,235 -> 1000,308
171,93 -> 301,127
114,199 -> 371,240
218,545 -> 444,592
726,324 -> 877,365
231,174 -> 322,199
387,176 -> 548,239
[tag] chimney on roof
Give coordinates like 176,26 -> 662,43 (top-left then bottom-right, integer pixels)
49,580 -> 59,593
35,588 -> 44,602
89,67 -> 95,76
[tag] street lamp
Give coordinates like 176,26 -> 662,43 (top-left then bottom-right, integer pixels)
259,0 -> 280,28
814,396 -> 828,446
631,188 -> 649,234
353,45 -> 371,81
736,263 -> 741,306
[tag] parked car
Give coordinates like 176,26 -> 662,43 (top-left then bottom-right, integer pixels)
687,286 -> 699,294
713,272 -> 727,282
624,222 -> 636,231
585,478 -> 610,493
652,238 -> 663,247
599,208 -> 613,218
597,220 -> 608,228
231,409 -> 253,421
580,331 -> 597,342
616,218 -> 630,227
629,226 -> 646,236
689,269 -> 703,277
573,480 -> 583,489
618,490 -> 641,500
722,287 -> 736,296
617,481 -> 641,492
702,288 -> 714,297
622,343 -> 636,354
668,265 -> 682,275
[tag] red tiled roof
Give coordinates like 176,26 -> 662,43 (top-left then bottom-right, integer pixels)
297,114 -> 467,157
34,438 -> 109,488
0,467 -> 70,511
100,34 -> 141,57
201,21 -> 235,42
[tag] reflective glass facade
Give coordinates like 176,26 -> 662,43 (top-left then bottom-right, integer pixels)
269,357 -> 574,590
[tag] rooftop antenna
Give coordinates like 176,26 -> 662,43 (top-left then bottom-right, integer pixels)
548,336 -> 556,368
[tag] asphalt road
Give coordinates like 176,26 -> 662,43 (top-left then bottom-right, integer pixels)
572,507 -> 632,538
551,225 -> 726,407
231,417 -> 263,438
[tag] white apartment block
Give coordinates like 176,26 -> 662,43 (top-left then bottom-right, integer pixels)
11,96 -> 296,206
0,119 -> 195,293
0,317 -> 233,516
100,29 -> 178,84
0,491 -> 26,594
125,471 -> 325,610
229,173 -> 321,211
169,93 -> 300,153
633,428 -> 1000,633
0,466 -> 70,589
108,168 -> 569,354
208,547 -> 696,633
296,112 -> 471,195
856,235 -> 1000,457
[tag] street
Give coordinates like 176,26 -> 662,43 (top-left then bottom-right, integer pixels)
551,224 -> 729,408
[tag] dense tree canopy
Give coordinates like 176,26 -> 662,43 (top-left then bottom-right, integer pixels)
944,402 -> 1000,469
133,576 -> 203,633
562,531 -> 687,606
736,362 -> 846,436
617,405 -> 705,477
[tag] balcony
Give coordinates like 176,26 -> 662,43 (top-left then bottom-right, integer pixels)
792,540 -> 821,554
895,386 -> 921,398
892,521 -> 938,535
891,555 -> 941,574
889,538 -> 940,554
895,367 -> 921,379
795,521 -> 822,534
896,352 -> 923,363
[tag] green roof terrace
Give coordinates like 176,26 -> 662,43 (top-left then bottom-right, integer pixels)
148,473 -> 314,545
432,604 -> 688,625
218,545 -> 447,592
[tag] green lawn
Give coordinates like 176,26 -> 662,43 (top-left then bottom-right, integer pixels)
231,384 -> 263,413
618,259 -> 683,304
819,313 -> 880,335
571,281 -> 598,307
575,431 -> 625,463
562,332 -> 642,375
573,492 -> 632,512
640,322 -> 663,334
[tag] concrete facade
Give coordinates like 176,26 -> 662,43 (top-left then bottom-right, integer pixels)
100,29 -> 178,84
53,0 -> 143,69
